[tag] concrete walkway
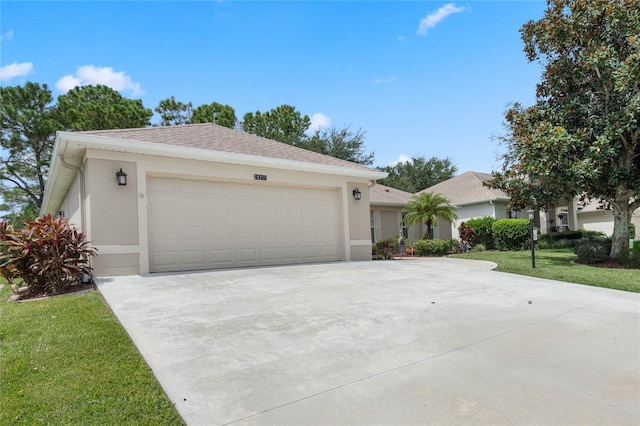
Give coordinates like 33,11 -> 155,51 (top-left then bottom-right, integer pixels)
97,258 -> 640,425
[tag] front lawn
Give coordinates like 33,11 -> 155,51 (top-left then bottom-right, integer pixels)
451,248 -> 640,293
0,285 -> 184,424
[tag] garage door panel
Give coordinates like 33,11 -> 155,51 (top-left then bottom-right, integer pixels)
260,247 -> 280,261
236,248 -> 258,262
148,177 -> 341,272
210,249 -> 233,264
182,250 -> 207,266
151,251 -> 179,269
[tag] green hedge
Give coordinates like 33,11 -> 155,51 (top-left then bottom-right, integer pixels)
465,216 -> 496,249
413,239 -> 448,257
619,248 -> 640,269
492,219 -> 530,251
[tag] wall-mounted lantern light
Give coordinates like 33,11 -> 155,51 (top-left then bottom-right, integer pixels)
116,168 -> 127,186
352,188 -> 362,200
58,211 -> 65,219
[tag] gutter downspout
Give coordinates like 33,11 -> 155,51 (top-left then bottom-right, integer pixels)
58,155 -> 86,233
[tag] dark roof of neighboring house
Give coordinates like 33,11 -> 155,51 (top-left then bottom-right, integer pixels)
80,123 -> 374,172
369,184 -> 413,206
418,171 -> 509,206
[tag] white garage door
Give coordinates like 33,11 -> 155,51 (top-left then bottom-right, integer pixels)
147,176 -> 342,273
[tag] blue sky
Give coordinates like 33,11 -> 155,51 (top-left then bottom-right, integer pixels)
1,1 -> 546,173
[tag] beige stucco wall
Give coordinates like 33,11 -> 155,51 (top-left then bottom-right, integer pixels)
85,158 -> 139,246
578,208 -> 640,238
92,253 -> 140,276
347,181 -> 373,261
78,149 -> 373,274
370,206 -> 421,243
59,173 -> 82,228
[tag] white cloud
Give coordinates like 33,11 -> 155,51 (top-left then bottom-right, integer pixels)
390,154 -> 411,166
309,112 -> 331,132
0,62 -> 34,81
374,77 -> 396,85
417,3 -> 466,35
396,35 -> 405,42
56,65 -> 144,95
1,29 -> 14,40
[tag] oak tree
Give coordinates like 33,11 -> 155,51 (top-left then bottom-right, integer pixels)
191,102 -> 237,128
242,104 -> 311,146
378,156 -> 457,193
300,126 -> 375,165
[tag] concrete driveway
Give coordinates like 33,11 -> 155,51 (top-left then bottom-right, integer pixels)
97,258 -> 639,426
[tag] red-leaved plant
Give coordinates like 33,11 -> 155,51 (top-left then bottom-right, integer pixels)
0,215 -> 97,296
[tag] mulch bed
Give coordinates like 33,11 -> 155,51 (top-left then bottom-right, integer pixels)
7,282 -> 96,302
573,258 -> 630,269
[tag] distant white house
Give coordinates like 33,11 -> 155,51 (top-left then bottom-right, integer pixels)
416,171 -> 512,239
416,171 -> 640,240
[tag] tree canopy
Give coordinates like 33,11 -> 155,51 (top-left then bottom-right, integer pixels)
378,156 -> 457,193
487,0 -> 640,258
1,82 -> 60,219
191,102 -> 237,128
54,85 -> 153,131
242,104 -> 311,145
155,96 -> 192,126
300,126 -> 375,166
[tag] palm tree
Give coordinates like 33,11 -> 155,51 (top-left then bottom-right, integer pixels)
403,192 -> 458,239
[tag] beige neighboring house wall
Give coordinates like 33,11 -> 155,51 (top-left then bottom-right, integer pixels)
40,123 -> 386,276
369,184 -> 422,243
576,201 -> 640,238
417,171 -> 512,239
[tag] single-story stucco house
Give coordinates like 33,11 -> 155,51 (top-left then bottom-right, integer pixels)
368,183 -> 422,243
39,123 -> 386,276
417,171 -> 513,239
418,171 -> 640,240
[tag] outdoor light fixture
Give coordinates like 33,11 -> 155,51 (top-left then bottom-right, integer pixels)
352,188 -> 362,200
527,209 -> 536,268
116,168 -> 127,186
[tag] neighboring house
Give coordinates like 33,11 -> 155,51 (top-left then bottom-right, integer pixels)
368,184 -> 423,243
417,171 -> 512,239
418,171 -> 640,240
40,123 -> 386,276
576,200 -> 640,238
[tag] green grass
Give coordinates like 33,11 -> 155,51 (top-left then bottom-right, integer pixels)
451,248 -> 640,293
0,285 -> 184,425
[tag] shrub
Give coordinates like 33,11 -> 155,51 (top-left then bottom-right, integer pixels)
465,216 -> 496,249
413,239 -> 448,257
576,241 -> 608,264
578,229 -> 606,239
375,238 -> 398,260
618,248 -> 640,269
458,222 -> 476,250
630,223 -> 637,239
447,239 -> 460,253
574,236 -> 612,255
473,243 -> 486,252
492,219 -> 530,251
0,215 -> 97,295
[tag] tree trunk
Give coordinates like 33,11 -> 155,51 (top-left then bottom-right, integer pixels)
610,194 -> 631,259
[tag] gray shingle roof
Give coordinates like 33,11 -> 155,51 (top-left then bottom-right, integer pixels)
369,184 -> 413,205
418,171 -> 509,205
80,123 -> 374,171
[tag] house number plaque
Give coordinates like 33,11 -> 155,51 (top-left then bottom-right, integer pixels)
254,174 -> 268,181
